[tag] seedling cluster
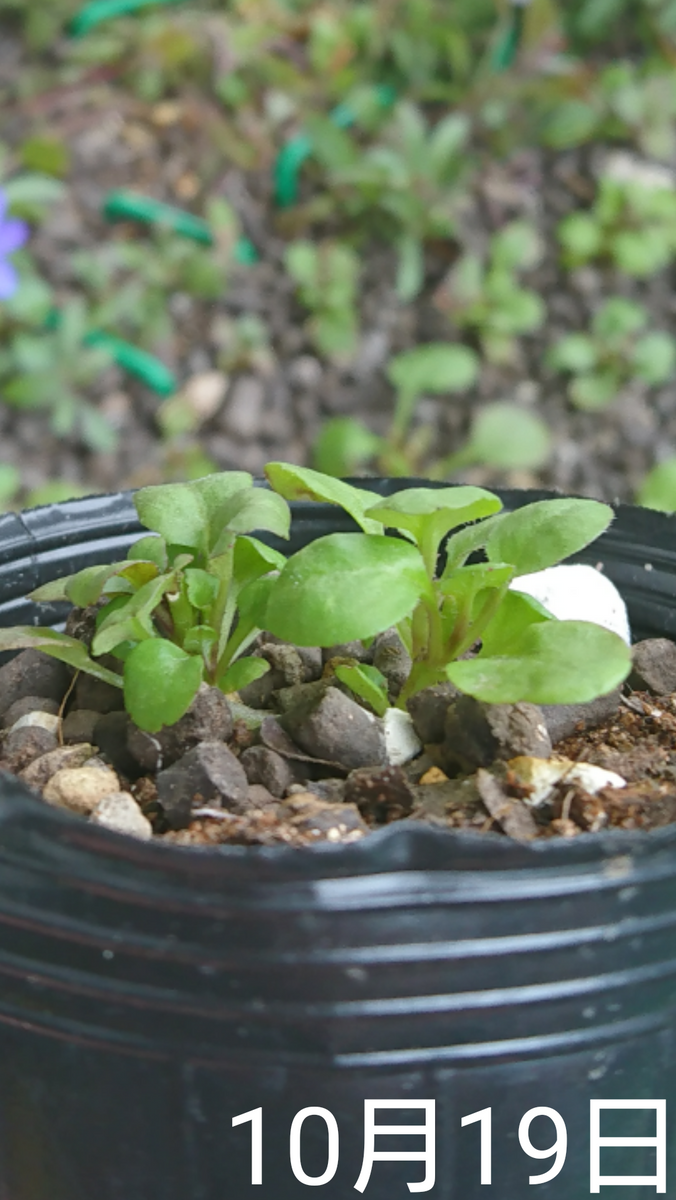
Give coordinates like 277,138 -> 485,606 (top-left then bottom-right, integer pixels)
0,466 -> 630,733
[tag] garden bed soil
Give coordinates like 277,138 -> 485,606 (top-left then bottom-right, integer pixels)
2,27 -> 676,505
3,627 -> 676,849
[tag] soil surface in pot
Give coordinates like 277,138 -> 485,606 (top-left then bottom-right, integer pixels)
2,624 -> 676,847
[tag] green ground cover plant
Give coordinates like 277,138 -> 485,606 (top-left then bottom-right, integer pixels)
2,0 -> 676,504
0,464 -> 631,731
547,296 -> 676,410
558,172 -> 676,277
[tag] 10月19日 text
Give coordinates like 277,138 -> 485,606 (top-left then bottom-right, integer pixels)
230,1099 -> 666,1192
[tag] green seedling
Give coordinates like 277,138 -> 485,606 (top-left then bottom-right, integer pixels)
261,463 -> 631,709
0,464 -> 631,732
636,458 -> 676,513
557,172 -> 676,277
547,296 -> 676,410
433,220 -> 546,365
285,239 -> 360,361
72,213 -> 237,350
384,341 -> 481,469
0,298 -> 118,452
312,401 -> 551,480
0,474 -> 291,732
308,101 -> 470,299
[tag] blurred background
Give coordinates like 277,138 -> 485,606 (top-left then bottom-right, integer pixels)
2,0 -> 676,512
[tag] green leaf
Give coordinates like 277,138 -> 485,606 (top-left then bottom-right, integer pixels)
92,573 -> 177,654
636,458 -> 676,512
64,561 -> 145,608
134,481 -> 209,556
265,462 -> 384,534
127,535 -> 168,570
463,404 -> 552,470
334,662 -> 390,717
263,533 -> 429,646
447,621 -> 631,704
477,588 -> 554,658
312,417 -> 382,477
387,342 -> 479,397
209,489 -> 290,554
3,173 -> 65,218
123,641 -> 204,732
632,332 -> 676,385
218,656 -> 270,694
542,100 -> 599,149
593,297 -> 647,341
613,229 -> 670,276
490,221 -> 543,272
488,287 -> 545,335
186,472 -> 256,546
396,235 -> 425,301
0,627 -> 123,687
365,486 -> 502,553
183,624 -> 218,657
184,568 -> 220,610
558,212 -> 603,261
485,498 -> 614,576
0,463 -> 20,506
569,370 -> 619,410
547,333 -> 598,374
232,536 -> 286,590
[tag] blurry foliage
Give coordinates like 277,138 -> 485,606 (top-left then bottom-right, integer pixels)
4,0 -> 676,491
558,173 -> 676,276
433,221 -> 546,366
285,238 -> 360,360
547,296 -> 676,409
0,298 -> 117,451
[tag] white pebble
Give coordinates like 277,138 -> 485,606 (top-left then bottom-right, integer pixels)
90,792 -> 153,840
11,711 -> 60,734
510,564 -> 631,644
383,708 -> 423,766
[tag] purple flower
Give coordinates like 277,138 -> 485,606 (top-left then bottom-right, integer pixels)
0,190 -> 29,301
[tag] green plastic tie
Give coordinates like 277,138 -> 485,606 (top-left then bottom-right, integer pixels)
102,189 -> 259,262
69,0 -> 185,38
83,331 -> 177,395
490,0 -> 529,73
45,308 -> 177,395
273,83 -> 397,209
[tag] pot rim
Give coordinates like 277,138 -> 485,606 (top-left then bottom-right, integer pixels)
2,480 -> 676,871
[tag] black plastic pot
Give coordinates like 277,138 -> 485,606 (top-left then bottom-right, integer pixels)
1,485 -> 676,1199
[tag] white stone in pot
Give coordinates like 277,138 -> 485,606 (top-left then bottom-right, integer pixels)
510,564 -> 631,644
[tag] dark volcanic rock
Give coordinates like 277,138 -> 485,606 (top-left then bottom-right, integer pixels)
156,741 -> 248,829
406,682 -> 461,745
93,711 -> 139,778
442,696 -> 552,774
280,686 -> 386,770
2,724 -> 58,771
540,689 -> 621,745
73,666 -> 125,714
0,650 -> 70,721
240,745 -> 295,797
372,628 -> 412,702
62,708 -> 101,745
127,684 -> 233,771
629,638 -> 676,696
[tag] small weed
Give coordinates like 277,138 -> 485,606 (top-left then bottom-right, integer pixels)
558,172 -> 676,277
547,296 -> 676,410
285,238 -> 360,361
433,220 -> 546,365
